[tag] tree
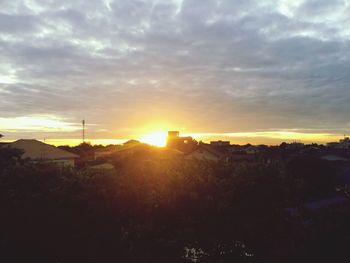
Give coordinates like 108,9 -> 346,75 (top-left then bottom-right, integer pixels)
0,147 -> 23,169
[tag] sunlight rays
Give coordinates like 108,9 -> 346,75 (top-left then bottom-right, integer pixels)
139,131 -> 168,147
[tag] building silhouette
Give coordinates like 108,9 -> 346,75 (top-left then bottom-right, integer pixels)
166,131 -> 197,154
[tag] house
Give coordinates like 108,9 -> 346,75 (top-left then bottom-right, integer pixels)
286,142 -> 305,150
244,146 -> 260,154
94,140 -> 142,160
94,145 -> 119,160
156,148 -> 184,159
187,144 -> 225,162
327,137 -> 350,149
210,140 -> 230,147
123,139 -> 141,147
339,137 -> 350,148
9,139 -> 78,167
166,131 -> 197,154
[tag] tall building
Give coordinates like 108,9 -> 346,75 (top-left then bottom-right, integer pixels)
166,131 -> 197,154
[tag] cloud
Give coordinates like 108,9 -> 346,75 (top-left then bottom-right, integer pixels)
0,0 -> 350,142
0,13 -> 40,33
297,0 -> 345,17
0,115 -> 80,132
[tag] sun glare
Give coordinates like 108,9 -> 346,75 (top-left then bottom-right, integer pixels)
140,132 -> 167,147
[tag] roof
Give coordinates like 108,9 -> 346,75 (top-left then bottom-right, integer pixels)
124,139 -> 141,146
10,139 -> 79,160
114,142 -> 148,153
95,145 -> 119,153
191,144 -> 225,158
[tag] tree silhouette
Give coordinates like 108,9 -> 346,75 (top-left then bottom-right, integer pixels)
0,147 -> 348,263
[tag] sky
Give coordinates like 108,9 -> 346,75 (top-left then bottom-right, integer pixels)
1,0 -> 350,145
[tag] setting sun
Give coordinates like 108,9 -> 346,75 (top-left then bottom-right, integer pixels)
139,132 -> 167,147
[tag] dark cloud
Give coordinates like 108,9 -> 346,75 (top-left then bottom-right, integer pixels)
1,0 -> 350,139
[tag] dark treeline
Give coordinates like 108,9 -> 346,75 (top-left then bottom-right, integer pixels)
0,148 -> 350,262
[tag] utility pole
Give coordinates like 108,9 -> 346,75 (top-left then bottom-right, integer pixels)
82,119 -> 85,143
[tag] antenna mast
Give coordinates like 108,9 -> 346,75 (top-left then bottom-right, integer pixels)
82,119 -> 85,143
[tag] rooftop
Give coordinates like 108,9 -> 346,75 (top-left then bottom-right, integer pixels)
10,139 -> 79,160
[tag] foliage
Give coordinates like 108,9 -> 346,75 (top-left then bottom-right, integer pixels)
0,147 -> 23,170
0,151 -> 349,262
58,143 -> 105,168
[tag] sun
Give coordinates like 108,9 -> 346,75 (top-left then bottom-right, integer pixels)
139,131 -> 167,147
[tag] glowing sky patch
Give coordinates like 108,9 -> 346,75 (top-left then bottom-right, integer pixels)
0,75 -> 16,84
187,131 -> 343,145
139,131 -> 167,147
0,116 -> 80,132
16,131 -> 343,147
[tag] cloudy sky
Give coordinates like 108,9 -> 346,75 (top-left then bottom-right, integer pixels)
1,0 -> 350,144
